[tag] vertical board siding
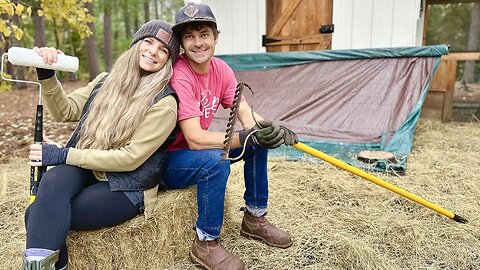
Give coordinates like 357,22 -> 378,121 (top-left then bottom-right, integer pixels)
332,0 -> 423,49
351,0 -> 374,49
332,0 -> 354,48
391,0 -> 419,46
203,0 -> 266,54
231,1 -> 247,53
371,0 -> 394,48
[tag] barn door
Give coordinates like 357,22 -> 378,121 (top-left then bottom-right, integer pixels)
265,0 -> 333,52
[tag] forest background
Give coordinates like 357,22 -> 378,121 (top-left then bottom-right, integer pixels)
0,0 -> 185,90
0,1 -> 479,88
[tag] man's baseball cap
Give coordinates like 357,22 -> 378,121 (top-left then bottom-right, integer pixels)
172,2 -> 217,33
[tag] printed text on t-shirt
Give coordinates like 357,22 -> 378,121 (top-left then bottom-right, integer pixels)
200,90 -> 220,119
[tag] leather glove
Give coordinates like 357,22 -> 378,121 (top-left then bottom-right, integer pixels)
239,120 -> 298,149
278,125 -> 298,146
253,120 -> 284,149
42,144 -> 69,166
239,120 -> 279,149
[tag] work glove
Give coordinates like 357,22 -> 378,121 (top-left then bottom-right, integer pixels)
239,120 -> 298,149
41,144 -> 69,166
278,125 -> 298,146
36,68 -> 55,80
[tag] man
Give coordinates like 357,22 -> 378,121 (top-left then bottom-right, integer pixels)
165,2 -> 298,269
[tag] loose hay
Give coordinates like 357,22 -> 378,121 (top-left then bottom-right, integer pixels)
1,120 -> 480,269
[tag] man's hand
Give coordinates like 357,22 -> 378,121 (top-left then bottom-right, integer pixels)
239,120 -> 299,149
252,120 -> 283,149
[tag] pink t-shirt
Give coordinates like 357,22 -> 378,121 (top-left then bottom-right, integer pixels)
167,54 -> 239,151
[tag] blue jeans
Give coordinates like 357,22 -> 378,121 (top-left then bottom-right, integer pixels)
165,145 -> 268,238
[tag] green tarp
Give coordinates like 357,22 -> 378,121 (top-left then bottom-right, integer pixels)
211,45 -> 448,173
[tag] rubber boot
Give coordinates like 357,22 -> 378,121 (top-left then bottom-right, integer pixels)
22,250 -> 59,270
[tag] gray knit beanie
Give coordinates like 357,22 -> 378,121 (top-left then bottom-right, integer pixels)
131,20 -> 180,62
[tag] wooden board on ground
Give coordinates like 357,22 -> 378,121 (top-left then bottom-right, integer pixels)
357,150 -> 397,163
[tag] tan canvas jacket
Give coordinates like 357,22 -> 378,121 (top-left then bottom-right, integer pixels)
39,73 -> 177,218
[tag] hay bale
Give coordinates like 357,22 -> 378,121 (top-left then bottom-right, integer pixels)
67,187 -> 198,270
67,180 -> 239,269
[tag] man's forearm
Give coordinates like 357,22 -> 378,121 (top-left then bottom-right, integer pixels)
183,129 -> 243,150
237,100 -> 263,130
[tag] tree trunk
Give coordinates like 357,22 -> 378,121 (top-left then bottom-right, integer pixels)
463,3 -> 479,83
53,19 -> 60,49
103,3 -> 113,71
134,9 -> 140,31
11,0 -> 26,88
86,2 -> 100,81
122,0 -> 132,38
32,3 -> 47,47
0,13 -> 13,76
0,36 -> 4,55
144,0 -> 150,22
154,0 -> 159,19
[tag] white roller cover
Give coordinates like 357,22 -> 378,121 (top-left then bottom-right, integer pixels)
7,47 -> 79,72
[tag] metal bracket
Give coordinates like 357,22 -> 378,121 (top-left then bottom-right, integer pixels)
262,35 -> 281,47
319,24 -> 334,34
1,53 -> 42,105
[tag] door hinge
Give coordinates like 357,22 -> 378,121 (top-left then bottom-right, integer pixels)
262,35 -> 281,46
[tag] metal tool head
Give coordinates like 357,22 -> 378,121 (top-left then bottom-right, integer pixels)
221,82 -> 257,161
221,82 -> 245,160
452,214 -> 468,224
1,53 -> 42,105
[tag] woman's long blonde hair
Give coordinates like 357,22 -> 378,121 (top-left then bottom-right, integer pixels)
76,41 -> 173,150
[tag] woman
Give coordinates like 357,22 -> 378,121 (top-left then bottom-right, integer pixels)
23,20 -> 179,270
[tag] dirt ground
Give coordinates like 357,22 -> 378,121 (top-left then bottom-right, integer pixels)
454,81 -> 480,102
0,81 -> 83,163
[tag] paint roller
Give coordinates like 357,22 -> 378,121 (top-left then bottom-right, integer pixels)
6,47 -> 79,72
1,47 -> 79,203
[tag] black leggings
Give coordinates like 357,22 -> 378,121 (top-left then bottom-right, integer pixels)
25,165 -> 141,268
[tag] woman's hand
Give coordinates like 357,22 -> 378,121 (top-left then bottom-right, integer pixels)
32,46 -> 65,65
29,135 -> 62,167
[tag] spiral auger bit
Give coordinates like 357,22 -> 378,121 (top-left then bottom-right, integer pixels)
221,82 -> 252,160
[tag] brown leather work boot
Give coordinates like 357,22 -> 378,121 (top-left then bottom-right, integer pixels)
240,209 -> 293,248
190,237 -> 245,270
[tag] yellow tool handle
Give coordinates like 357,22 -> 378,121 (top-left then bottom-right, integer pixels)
293,142 -> 467,223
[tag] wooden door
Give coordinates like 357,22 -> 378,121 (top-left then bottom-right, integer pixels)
265,0 -> 333,52
422,58 -> 457,122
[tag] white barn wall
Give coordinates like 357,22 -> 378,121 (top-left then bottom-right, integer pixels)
332,0 -> 424,49
196,0 -> 424,54
371,0 -> 394,48
202,0 -> 266,54
415,0 -> 427,46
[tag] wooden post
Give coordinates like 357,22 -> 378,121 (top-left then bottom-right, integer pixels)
442,60 -> 457,122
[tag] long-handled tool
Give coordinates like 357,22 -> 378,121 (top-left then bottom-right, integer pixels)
221,82 -> 468,224
293,142 -> 468,223
1,47 -> 79,203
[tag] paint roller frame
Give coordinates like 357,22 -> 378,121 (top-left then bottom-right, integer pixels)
1,48 -> 79,203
